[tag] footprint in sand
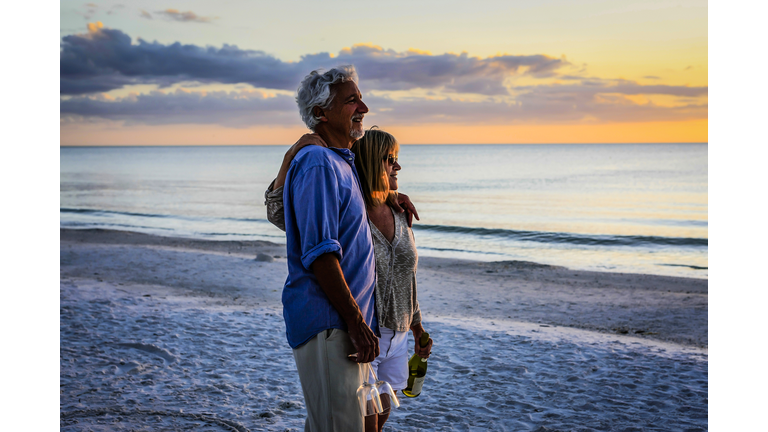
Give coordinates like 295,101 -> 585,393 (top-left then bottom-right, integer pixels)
118,342 -> 178,364
112,360 -> 143,375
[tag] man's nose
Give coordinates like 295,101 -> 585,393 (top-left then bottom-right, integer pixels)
359,100 -> 369,113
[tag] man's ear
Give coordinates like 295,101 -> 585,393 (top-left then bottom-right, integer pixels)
313,106 -> 328,122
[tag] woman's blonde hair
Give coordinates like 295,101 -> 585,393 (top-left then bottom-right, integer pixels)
352,127 -> 399,209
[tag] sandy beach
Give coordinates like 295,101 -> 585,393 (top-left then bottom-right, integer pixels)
60,228 -> 707,431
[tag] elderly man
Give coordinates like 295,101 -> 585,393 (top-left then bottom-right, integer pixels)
280,65 -> 379,432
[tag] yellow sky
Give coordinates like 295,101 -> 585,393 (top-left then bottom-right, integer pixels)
59,1 -> 707,145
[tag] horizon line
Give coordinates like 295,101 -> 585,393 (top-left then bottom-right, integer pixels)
60,142 -> 709,148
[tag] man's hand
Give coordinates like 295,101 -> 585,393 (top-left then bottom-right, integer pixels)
346,317 -> 380,363
389,192 -> 420,227
311,253 -> 380,363
410,323 -> 433,359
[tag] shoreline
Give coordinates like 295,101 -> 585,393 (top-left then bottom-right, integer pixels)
60,228 -> 708,282
60,228 -> 707,348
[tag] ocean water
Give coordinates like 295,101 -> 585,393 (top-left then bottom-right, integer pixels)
60,144 -> 707,278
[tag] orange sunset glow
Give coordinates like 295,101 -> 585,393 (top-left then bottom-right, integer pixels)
60,2 -> 707,145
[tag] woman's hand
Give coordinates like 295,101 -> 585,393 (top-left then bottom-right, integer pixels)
287,133 -> 328,159
390,192 -> 420,227
410,323 -> 433,359
274,134 -> 328,189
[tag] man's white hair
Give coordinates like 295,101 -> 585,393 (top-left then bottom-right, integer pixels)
296,65 -> 359,131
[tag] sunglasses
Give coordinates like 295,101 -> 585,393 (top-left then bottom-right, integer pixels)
384,154 -> 398,165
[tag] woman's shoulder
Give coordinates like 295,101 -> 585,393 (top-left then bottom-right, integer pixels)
392,209 -> 417,240
391,207 -> 410,224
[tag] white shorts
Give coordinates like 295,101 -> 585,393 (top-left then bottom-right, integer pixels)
370,327 -> 409,394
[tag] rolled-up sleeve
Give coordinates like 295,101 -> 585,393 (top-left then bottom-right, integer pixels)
291,166 -> 343,270
302,239 -> 343,270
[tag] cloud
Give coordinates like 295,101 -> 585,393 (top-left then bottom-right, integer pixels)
140,10 -> 152,19
60,23 -> 299,95
59,25 -> 707,127
61,90 -> 298,127
81,3 -> 125,19
107,4 -> 125,15
60,25 -> 571,96
82,3 -> 98,19
61,81 -> 707,128
513,80 -> 708,98
60,24 -> 322,95
364,92 -> 707,125
334,44 -> 568,95
155,9 -> 216,23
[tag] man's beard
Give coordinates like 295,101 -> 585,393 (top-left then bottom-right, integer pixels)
350,114 -> 364,139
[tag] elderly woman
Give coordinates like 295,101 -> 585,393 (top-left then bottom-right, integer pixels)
265,128 -> 433,432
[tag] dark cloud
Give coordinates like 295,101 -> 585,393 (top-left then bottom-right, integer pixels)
59,25 -> 708,127
61,90 -> 298,127
365,92 -> 707,125
61,82 -> 708,128
60,25 -> 570,96
335,45 -> 568,95
155,9 -> 216,23
60,24 -> 301,95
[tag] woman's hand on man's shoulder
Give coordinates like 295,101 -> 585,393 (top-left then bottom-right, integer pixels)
286,133 -> 328,160
390,192 -> 420,227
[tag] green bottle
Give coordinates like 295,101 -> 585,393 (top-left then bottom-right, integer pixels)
402,332 -> 430,398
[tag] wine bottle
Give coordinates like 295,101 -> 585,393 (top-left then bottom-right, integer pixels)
403,332 -> 430,398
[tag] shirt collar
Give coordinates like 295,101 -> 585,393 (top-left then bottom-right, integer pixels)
328,147 -> 356,166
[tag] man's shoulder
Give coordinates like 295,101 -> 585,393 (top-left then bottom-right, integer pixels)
293,146 -> 337,169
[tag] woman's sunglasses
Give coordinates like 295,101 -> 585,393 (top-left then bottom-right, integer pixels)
384,154 -> 398,165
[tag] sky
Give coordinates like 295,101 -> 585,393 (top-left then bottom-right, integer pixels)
59,0 -> 708,145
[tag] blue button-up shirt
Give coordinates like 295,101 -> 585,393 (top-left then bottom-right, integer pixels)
282,145 -> 378,349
